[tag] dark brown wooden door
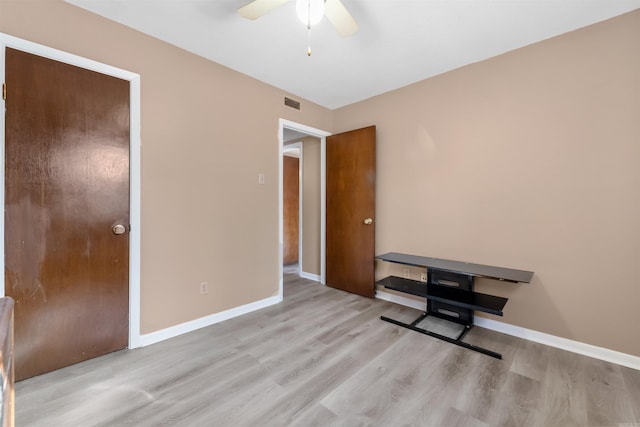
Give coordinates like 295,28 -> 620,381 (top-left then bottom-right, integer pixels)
4,48 -> 130,380
326,126 -> 376,297
283,155 -> 300,265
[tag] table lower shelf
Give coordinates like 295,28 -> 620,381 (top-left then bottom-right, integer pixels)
377,276 -> 508,316
377,275 -> 507,359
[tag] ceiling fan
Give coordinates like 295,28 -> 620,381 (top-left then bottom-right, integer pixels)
238,0 -> 359,37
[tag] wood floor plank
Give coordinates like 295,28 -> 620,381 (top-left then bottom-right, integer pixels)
582,356 -> 637,425
384,347 -> 487,425
238,321 -> 410,425
320,332 -> 452,420
485,371 -> 542,426
287,403 -> 338,427
446,328 -> 520,424
435,407 -> 490,427
621,365 -> 640,421
536,346 -> 589,426
509,336 -> 551,382
14,271 -> 640,426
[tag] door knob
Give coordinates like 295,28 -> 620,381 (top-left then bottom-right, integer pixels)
363,218 -> 373,225
112,224 -> 127,235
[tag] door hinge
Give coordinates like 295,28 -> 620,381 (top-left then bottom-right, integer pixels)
2,83 -> 5,101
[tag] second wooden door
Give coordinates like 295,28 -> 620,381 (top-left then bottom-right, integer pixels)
326,126 -> 376,298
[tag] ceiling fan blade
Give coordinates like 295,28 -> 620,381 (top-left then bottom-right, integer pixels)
324,0 -> 358,37
238,0 -> 291,20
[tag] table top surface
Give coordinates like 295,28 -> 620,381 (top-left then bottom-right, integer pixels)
376,252 -> 534,283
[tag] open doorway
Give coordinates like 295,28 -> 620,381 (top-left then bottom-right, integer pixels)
282,142 -> 301,273
278,119 -> 330,296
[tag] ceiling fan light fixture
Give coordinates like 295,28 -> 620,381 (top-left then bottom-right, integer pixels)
296,0 -> 325,26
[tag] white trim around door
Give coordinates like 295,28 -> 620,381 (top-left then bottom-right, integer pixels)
0,33 -> 143,349
278,119 -> 330,298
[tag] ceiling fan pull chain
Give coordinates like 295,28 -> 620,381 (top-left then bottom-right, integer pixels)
306,0 -> 312,56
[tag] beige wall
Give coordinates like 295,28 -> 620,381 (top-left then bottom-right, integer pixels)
0,0 -> 333,334
334,10 -> 640,357
301,136 -> 321,276
2,0 -> 639,358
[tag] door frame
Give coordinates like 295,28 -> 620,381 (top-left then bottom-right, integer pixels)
0,33 -> 143,349
282,142 -> 302,275
278,119 -> 329,294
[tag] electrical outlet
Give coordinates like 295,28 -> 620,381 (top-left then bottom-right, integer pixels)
420,273 -> 428,282
200,281 -> 209,295
403,269 -> 410,278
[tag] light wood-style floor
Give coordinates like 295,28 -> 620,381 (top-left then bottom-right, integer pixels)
16,271 -> 640,426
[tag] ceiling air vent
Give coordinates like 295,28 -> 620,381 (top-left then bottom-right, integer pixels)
284,97 -> 301,110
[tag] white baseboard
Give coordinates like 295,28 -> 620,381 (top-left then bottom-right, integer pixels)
474,317 -> 640,370
137,295 -> 282,347
376,290 -> 640,371
299,271 -> 321,282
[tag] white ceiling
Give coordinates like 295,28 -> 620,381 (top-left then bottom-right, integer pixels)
66,0 -> 640,110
